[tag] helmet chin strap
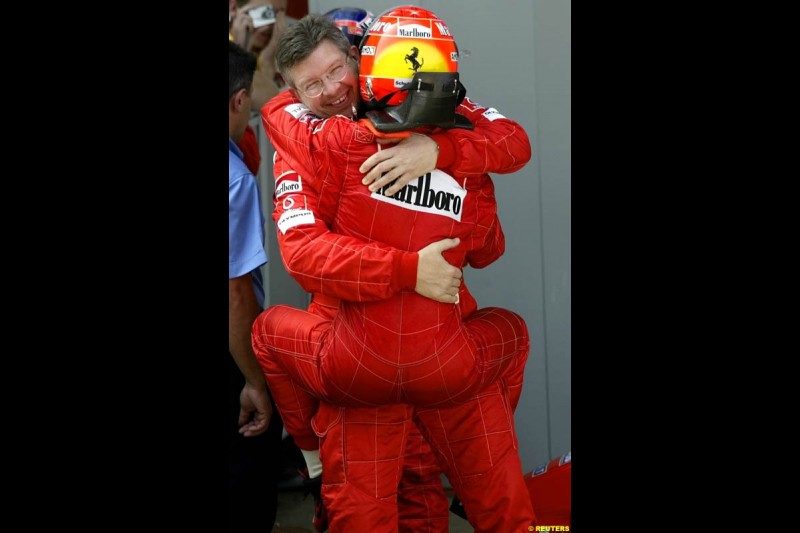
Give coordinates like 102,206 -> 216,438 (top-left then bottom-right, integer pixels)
368,78 -> 467,110
363,71 -> 474,133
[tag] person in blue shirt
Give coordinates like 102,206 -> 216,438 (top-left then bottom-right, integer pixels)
228,40 -> 282,532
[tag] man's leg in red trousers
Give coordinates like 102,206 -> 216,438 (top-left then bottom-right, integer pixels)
412,314 -> 534,533
397,426 -> 450,533
414,383 -> 536,533
304,299 -> 450,533
315,402 -> 409,532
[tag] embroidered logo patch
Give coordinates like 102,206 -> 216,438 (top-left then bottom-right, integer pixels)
284,102 -> 311,120
482,108 -> 506,121
277,209 -> 315,234
275,174 -> 302,198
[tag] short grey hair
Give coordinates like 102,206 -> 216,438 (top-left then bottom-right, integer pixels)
276,13 -> 352,87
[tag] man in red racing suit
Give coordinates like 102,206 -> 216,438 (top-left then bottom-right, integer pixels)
253,85 -> 536,532
260,101 -> 525,406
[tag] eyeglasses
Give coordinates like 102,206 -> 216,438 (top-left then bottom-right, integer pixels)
296,55 -> 350,98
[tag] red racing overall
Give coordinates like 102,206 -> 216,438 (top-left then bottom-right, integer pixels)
255,90 -> 536,532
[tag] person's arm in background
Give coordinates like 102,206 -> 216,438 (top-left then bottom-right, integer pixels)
229,168 -> 273,437
229,3 -> 252,47
360,96 -> 532,195
229,273 -> 272,437
251,6 -> 286,109
231,1 -> 287,110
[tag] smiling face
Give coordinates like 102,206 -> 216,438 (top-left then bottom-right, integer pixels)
286,39 -> 360,119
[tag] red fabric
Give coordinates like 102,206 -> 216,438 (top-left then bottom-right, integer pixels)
525,453 -> 571,528
299,299 -> 451,532
237,124 -> 261,175
261,89 -> 531,301
396,428 -> 450,533
254,304 -> 528,407
415,380 -> 534,532
257,90 -> 530,406
255,302 -> 522,530
307,382 -> 536,533
255,90 -> 535,531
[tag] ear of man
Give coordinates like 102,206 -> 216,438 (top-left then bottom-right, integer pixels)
231,88 -> 248,114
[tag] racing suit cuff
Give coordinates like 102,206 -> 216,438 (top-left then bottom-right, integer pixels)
393,251 -> 419,292
429,132 -> 457,168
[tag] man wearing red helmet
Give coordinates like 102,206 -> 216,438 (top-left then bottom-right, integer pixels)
255,8 -> 536,533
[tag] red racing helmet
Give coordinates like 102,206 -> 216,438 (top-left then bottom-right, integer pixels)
359,6 -> 471,132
